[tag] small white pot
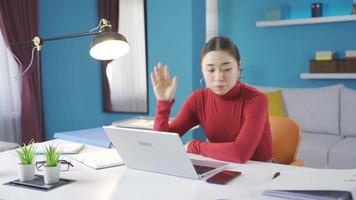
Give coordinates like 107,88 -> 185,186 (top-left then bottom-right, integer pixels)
43,164 -> 60,184
17,163 -> 35,182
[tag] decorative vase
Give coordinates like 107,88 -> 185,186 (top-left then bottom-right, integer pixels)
43,164 -> 60,184
17,163 -> 35,181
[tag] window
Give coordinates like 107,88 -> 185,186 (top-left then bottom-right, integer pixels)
102,0 -> 148,113
0,29 -> 21,143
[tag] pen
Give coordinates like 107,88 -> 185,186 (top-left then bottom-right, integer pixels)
272,172 -> 280,179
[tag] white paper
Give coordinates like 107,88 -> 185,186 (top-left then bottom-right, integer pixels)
70,149 -> 124,170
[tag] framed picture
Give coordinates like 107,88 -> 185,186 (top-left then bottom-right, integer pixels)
102,0 -> 148,113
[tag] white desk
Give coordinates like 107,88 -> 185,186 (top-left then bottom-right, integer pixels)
0,141 -> 295,200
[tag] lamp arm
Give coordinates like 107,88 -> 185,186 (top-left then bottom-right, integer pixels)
41,31 -> 99,43
10,31 -> 100,49
10,18 -> 109,48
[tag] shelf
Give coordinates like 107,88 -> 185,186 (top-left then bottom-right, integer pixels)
300,73 -> 356,79
256,15 -> 356,27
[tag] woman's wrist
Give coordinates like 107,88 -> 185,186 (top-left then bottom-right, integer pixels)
157,99 -> 173,103
157,99 -> 175,108
186,140 -> 201,153
184,140 -> 192,151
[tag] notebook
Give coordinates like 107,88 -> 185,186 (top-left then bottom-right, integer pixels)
103,126 -> 227,180
262,190 -> 351,200
70,149 -> 124,170
34,139 -> 85,154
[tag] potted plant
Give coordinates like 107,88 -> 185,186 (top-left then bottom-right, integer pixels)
16,139 -> 36,181
43,145 -> 61,184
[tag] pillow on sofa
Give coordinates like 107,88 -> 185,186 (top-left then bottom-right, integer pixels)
247,84 -> 286,116
340,87 -> 356,137
251,85 -> 280,92
282,84 -> 343,135
265,90 -> 286,117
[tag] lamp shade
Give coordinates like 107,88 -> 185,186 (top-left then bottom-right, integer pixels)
89,31 -> 130,60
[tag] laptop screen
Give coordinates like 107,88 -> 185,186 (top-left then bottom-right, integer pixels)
193,164 -> 215,175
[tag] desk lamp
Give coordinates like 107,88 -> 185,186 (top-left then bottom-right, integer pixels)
11,18 -> 129,61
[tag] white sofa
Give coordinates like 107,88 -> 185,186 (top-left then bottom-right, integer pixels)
255,84 -> 356,169
0,141 -> 19,152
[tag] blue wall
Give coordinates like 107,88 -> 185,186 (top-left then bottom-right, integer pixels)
219,0 -> 356,89
41,0 -> 356,142
40,0 -> 205,142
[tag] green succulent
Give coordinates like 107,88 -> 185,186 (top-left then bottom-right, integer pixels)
44,145 -> 61,167
16,139 -> 36,165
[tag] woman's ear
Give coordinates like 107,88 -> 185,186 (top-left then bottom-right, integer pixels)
237,61 -> 241,70
200,77 -> 206,88
238,65 -> 244,81
200,68 -> 206,88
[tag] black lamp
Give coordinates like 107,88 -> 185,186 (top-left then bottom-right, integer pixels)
11,19 -> 129,60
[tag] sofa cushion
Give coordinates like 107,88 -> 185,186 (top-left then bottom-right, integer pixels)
251,85 -> 279,92
282,84 -> 342,135
328,137 -> 356,169
297,132 -> 343,168
340,87 -> 356,137
0,141 -> 19,152
265,90 -> 287,117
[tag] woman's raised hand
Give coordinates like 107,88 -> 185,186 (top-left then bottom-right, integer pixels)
150,63 -> 177,101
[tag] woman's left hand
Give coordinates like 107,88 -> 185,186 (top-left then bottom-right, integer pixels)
150,63 -> 177,101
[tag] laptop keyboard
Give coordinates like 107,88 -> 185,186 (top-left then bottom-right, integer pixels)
193,164 -> 215,175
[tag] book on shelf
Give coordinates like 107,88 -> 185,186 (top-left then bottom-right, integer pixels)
34,139 -> 85,154
315,51 -> 336,61
345,50 -> 356,60
112,116 -> 199,131
70,149 -> 124,170
258,168 -> 356,200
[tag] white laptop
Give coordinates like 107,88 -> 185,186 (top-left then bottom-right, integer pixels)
103,126 -> 228,180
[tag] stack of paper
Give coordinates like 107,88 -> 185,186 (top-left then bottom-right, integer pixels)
113,116 -> 198,131
70,149 -> 124,170
114,118 -> 155,129
112,116 -> 170,130
259,168 -> 356,200
34,140 -> 85,154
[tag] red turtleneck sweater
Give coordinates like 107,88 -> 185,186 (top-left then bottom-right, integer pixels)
153,81 -> 272,163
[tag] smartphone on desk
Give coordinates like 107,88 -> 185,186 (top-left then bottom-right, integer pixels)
206,170 -> 241,185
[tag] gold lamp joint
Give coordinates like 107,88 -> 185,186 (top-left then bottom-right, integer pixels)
32,36 -> 41,51
99,19 -> 112,31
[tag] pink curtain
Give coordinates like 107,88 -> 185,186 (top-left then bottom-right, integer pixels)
0,0 -> 44,143
98,0 -> 119,112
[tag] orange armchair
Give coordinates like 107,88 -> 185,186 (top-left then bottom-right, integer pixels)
269,116 -> 304,166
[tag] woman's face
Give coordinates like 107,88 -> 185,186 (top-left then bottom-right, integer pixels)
201,50 -> 240,95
